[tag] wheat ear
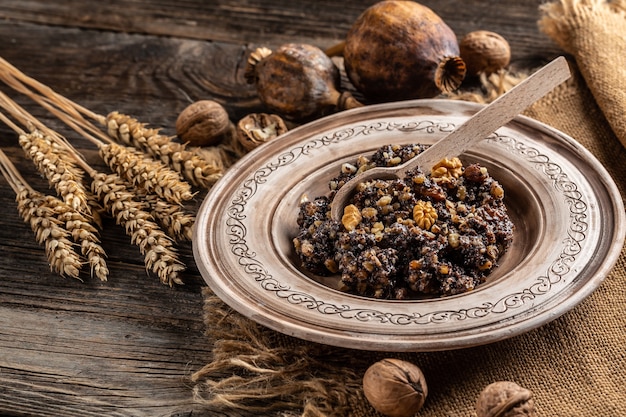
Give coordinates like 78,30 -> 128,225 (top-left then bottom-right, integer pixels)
138,191 -> 195,242
99,142 -> 195,205
0,92 -> 92,214
18,130 -> 92,214
45,195 -> 109,281
16,189 -> 84,279
90,172 -> 185,286
106,111 -> 226,188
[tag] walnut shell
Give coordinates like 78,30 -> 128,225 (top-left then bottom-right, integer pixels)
460,30 -> 511,76
363,358 -> 427,417
176,100 -> 233,146
236,113 -> 288,151
476,381 -> 537,417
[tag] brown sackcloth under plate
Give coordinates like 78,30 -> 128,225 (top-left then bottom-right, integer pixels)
191,1 -> 626,415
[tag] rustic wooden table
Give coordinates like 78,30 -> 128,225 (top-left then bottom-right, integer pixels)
0,1 -> 562,415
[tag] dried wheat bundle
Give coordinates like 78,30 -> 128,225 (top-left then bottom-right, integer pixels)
0,58 -> 189,285
0,149 -> 109,280
0,84 -> 188,285
0,57 -> 232,190
90,172 -> 185,286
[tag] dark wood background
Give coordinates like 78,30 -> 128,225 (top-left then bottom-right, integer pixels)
0,1 -> 561,415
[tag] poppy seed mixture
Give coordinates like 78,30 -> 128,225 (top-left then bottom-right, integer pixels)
292,144 -> 515,300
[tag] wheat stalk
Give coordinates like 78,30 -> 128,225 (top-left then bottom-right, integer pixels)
90,172 -> 185,285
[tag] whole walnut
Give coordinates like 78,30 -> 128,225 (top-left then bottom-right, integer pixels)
176,100 -> 233,146
460,30 -> 511,76
476,381 -> 537,417
363,358 -> 427,417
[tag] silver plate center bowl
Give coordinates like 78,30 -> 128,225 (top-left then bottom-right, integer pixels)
193,99 -> 625,352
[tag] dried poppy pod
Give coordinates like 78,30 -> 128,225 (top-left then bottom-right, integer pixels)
343,0 -> 466,102
245,43 -> 363,122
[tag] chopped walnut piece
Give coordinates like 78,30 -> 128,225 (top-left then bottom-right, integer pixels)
413,200 -> 438,230
361,207 -> 378,219
490,182 -> 504,199
431,157 -> 463,184
324,259 -> 339,273
376,195 -> 393,207
299,240 -> 314,257
341,204 -> 362,231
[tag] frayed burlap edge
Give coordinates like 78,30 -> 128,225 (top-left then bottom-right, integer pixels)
191,287 -> 372,417
539,0 -> 626,148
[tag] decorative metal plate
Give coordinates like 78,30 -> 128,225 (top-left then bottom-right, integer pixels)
193,99 -> 625,352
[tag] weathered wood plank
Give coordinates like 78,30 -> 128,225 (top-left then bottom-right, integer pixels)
0,305 -> 212,416
0,215 -> 212,416
0,21 -> 262,129
0,0 -> 561,63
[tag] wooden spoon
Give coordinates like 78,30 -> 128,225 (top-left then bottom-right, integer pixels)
330,56 -> 571,221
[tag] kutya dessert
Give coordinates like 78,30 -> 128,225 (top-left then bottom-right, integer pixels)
293,144 -> 514,300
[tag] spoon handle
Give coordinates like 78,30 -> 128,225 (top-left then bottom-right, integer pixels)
413,56 -> 571,173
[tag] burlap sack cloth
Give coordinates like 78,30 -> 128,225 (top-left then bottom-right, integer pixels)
191,1 -> 626,415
